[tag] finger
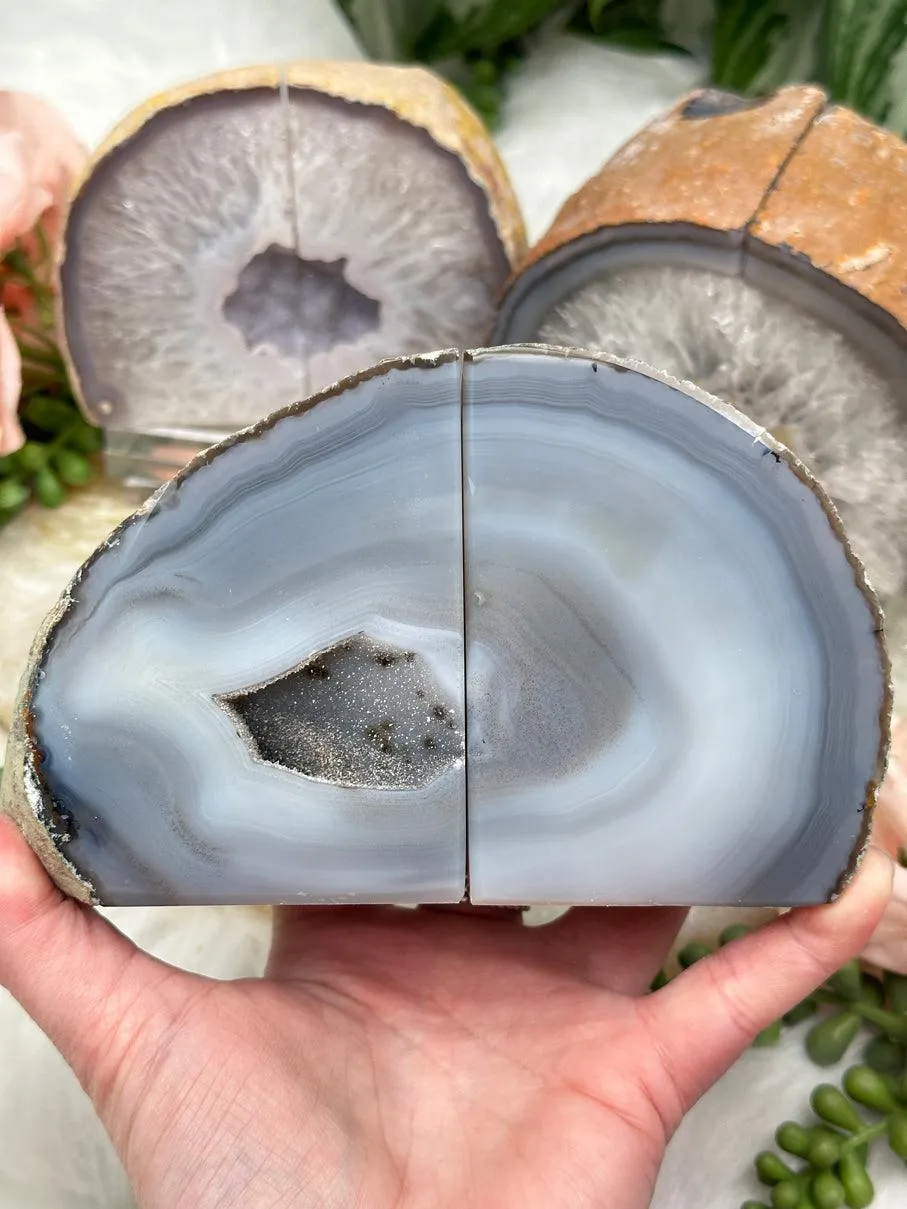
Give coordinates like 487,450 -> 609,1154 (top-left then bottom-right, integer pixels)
541,906 -> 687,994
643,846 -> 894,1112
0,816 -> 191,1110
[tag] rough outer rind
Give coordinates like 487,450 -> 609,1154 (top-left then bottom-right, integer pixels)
55,60 -> 526,426
0,345 -> 891,906
508,85 -> 826,284
750,104 -> 907,333
498,86 -> 907,371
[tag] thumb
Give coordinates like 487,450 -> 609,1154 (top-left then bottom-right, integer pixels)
643,845 -> 895,1113
0,815 -> 194,1114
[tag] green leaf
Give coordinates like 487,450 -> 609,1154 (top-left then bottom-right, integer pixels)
811,1084 -> 864,1132
587,0 -> 616,25
457,77 -> 504,124
783,996 -> 818,1025
719,922 -> 752,945
753,1019 -> 783,1046
882,42 -> 907,134
820,0 -> 907,122
806,1010 -> 862,1066
885,969 -> 907,1014
710,0 -> 790,91
21,394 -> 78,434
838,1151 -> 874,1208
13,442 -> 47,475
416,0 -> 565,59
336,0 -> 444,59
658,0 -> 715,57
775,1120 -> 811,1157
32,469 -> 65,509
573,0 -> 688,53
827,959 -> 863,1001
0,480 -> 30,511
677,940 -> 713,967
52,449 -> 93,487
842,1063 -> 898,1112
755,1150 -> 798,1184
68,422 -> 105,455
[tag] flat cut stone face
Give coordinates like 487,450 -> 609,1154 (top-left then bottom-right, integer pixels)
10,350 -> 888,908
60,79 -> 512,431
462,351 -> 885,906
26,354 -> 467,906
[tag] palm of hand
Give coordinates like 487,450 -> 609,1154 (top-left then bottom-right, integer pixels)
112,906 -> 685,1209
0,819 -> 892,1209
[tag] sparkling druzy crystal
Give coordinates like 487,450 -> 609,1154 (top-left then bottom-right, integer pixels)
1,348 -> 890,907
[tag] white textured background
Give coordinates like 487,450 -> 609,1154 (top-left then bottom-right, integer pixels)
0,2 -> 903,1206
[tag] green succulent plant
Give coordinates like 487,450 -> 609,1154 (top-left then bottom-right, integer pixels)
335,0 -> 907,132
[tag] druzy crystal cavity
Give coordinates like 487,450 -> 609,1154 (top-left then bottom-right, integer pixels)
2,349 -> 889,908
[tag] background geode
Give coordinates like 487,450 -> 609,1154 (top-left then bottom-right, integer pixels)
494,86 -> 907,625
56,60 -> 525,485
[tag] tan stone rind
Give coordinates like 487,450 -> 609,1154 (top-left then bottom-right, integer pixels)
513,85 -> 826,282
750,105 -> 907,332
56,59 -> 526,422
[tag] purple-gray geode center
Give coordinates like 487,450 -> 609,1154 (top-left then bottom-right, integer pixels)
223,244 -> 381,358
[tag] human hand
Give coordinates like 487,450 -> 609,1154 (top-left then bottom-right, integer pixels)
0,817 -> 893,1209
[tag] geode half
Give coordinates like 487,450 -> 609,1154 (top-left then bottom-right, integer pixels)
0,348 -> 890,907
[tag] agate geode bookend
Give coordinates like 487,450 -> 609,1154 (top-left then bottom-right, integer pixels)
493,87 -> 907,607
57,62 -> 525,487
1,348 -> 890,908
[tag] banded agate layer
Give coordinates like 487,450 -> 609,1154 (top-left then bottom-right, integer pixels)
8,348 -> 888,906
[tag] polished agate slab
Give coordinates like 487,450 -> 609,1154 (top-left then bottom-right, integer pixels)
2,348 -> 889,906
462,350 -> 887,904
17,356 -> 467,905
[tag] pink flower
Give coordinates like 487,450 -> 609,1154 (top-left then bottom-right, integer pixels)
0,92 -> 85,455
0,308 -> 22,454
863,719 -> 907,972
0,93 -> 85,250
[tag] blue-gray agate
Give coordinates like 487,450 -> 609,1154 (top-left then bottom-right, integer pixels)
0,347 -> 890,907
461,350 -> 889,906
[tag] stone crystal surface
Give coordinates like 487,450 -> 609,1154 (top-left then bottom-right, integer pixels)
462,351 -> 886,905
26,356 -> 467,905
533,265 -> 907,605
7,349 -> 888,907
221,634 -> 463,789
61,82 -> 510,432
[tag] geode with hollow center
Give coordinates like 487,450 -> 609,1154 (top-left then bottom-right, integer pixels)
493,86 -> 907,609
57,60 -> 525,486
0,348 -> 890,907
